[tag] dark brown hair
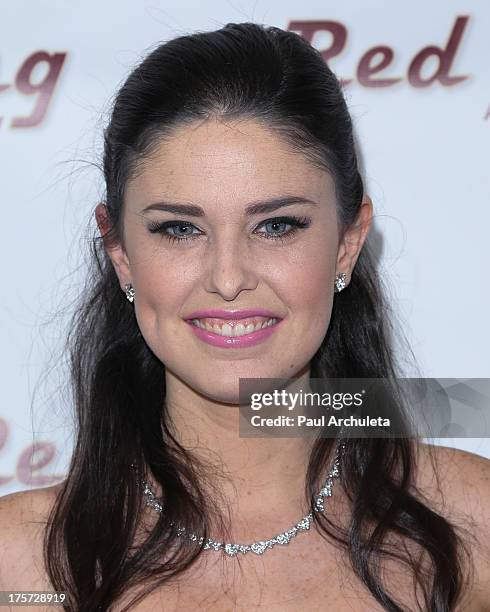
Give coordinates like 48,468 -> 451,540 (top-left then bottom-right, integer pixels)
44,22 -> 473,611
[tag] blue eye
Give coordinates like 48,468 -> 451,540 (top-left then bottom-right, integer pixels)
147,221 -> 201,244
147,215 -> 311,245
255,217 -> 308,240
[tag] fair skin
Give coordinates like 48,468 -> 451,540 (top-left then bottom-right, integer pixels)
95,117 -> 372,540
0,117 -> 489,610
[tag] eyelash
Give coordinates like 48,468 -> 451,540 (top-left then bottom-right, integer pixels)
147,215 -> 312,245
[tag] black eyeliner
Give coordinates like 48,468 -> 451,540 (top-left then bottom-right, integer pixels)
146,214 -> 312,243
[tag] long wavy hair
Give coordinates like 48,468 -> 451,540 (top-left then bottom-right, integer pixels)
44,22 -> 474,611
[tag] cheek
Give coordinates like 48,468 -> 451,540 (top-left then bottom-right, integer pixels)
276,238 -> 335,310
128,230 -> 336,368
130,250 -> 196,337
277,240 -> 336,353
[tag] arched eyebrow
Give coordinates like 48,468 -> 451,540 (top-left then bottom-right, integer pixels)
141,195 -> 318,217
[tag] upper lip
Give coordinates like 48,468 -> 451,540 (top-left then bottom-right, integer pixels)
184,309 -> 282,320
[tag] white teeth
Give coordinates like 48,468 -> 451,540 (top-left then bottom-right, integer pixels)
191,318 -> 278,337
234,323 -> 245,335
221,323 -> 233,336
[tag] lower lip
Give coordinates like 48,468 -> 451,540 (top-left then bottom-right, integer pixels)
184,318 -> 284,348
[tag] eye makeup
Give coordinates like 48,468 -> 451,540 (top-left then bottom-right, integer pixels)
147,215 -> 312,245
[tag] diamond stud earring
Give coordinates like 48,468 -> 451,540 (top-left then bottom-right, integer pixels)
334,272 -> 347,293
124,283 -> 135,303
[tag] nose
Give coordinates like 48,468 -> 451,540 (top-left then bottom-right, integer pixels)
203,234 -> 259,301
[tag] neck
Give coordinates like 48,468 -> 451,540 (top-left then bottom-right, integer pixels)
146,369 -> 339,542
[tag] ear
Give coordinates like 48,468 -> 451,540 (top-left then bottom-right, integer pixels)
95,203 -> 131,290
335,194 -> 373,286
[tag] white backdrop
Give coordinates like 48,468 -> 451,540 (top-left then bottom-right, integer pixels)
1,1 -> 489,495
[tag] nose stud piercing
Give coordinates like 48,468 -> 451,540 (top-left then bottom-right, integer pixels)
124,283 -> 135,303
334,272 -> 347,293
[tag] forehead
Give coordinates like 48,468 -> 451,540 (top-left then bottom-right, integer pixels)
125,118 -> 334,211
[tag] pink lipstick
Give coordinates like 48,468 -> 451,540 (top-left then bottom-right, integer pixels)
185,308 -> 281,320
183,309 -> 284,349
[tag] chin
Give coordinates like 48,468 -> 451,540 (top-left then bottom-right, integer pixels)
196,384 -> 243,406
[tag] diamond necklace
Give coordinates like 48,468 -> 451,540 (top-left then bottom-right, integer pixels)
134,437 -> 346,558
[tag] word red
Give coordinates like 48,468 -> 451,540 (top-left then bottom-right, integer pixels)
0,16 -> 470,128
288,15 -> 469,88
0,417 -> 64,488
0,51 -> 66,128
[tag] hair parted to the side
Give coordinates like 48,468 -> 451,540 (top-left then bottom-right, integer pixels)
44,22 -> 474,611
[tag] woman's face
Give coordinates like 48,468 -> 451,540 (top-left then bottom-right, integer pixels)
101,118 -> 363,404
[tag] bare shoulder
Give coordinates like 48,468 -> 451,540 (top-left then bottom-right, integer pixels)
414,442 -> 490,516
414,442 -> 490,606
0,482 -> 65,590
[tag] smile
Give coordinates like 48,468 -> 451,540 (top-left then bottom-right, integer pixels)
184,316 -> 284,348
190,316 -> 278,337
